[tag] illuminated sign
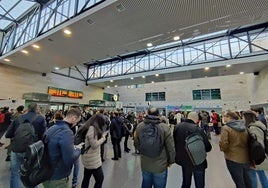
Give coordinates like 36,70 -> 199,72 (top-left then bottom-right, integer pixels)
48,87 -> 83,99
48,87 -> 68,97
68,90 -> 83,99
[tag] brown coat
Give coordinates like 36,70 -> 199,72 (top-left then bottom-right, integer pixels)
219,123 -> 250,163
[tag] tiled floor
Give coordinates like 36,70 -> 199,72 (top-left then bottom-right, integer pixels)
0,135 -> 237,188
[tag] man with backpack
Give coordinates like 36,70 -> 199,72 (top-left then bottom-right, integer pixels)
42,108 -> 82,188
173,111 -> 212,188
5,103 -> 46,188
134,107 -> 175,188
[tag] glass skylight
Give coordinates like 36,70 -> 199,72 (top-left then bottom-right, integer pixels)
0,0 -> 37,31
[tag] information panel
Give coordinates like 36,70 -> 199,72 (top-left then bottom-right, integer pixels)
48,87 -> 83,99
48,87 -> 68,97
68,90 -> 83,99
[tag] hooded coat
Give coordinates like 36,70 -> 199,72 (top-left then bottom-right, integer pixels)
248,121 -> 268,170
219,120 -> 250,163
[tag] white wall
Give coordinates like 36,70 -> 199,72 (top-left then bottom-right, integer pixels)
1,62 -> 268,113
0,64 -> 103,104
105,74 -> 252,111
247,66 -> 268,105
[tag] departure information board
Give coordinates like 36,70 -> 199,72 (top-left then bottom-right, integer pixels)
48,87 -> 83,99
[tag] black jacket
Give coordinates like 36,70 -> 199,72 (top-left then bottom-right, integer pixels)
173,119 -> 212,170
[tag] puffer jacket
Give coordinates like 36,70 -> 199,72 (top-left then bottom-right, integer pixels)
219,120 -> 250,163
134,115 -> 175,173
249,121 -> 268,170
81,126 -> 106,169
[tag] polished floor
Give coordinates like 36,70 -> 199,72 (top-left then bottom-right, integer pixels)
0,134 -> 260,188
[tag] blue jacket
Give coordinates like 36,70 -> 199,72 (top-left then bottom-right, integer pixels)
6,111 -> 46,141
46,120 -> 80,180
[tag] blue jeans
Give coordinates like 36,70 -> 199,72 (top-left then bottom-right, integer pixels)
72,157 -> 79,186
10,151 -> 38,188
10,151 -> 25,188
142,169 -> 167,188
181,165 -> 205,188
249,169 -> 268,188
226,159 -> 252,188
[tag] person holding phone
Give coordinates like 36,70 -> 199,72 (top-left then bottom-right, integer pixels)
81,114 -> 107,188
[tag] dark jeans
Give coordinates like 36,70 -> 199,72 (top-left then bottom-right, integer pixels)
81,166 -> 104,188
201,123 -> 211,139
111,138 -> 121,159
100,143 -> 105,160
124,133 -> 130,151
213,123 -> 220,135
226,159 -> 252,188
181,165 -> 205,188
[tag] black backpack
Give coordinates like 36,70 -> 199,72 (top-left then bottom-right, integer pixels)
247,128 -> 266,165
12,115 -> 39,153
20,128 -> 62,187
138,123 -> 163,158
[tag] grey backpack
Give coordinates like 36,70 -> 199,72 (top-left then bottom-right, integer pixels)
185,130 -> 206,166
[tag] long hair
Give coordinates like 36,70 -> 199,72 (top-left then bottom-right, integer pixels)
242,111 -> 257,128
85,114 -> 105,139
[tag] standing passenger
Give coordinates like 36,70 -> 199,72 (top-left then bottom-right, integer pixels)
242,111 -> 268,188
81,114 -> 107,188
6,103 -> 46,188
110,111 -> 123,160
0,107 -> 12,146
134,107 -> 175,188
42,108 -> 82,188
173,112 -> 212,188
219,110 -> 252,188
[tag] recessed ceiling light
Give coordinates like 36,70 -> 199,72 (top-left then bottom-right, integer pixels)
63,29 -> 72,35
32,44 -> 40,49
155,74 -> 159,77
173,36 -> 180,41
4,58 -> 10,62
147,43 -> 153,47
54,67 -> 60,70
151,81 -> 155,83
21,50 -> 29,54
110,80 -> 114,83
240,72 -> 244,75
142,75 -> 146,78
114,85 -> 118,87
204,67 -> 210,70
130,77 -> 134,80
107,86 -> 110,88
226,64 -> 231,68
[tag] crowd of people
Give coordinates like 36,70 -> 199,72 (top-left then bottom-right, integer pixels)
0,103 -> 267,188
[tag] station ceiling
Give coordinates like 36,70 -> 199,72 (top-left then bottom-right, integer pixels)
1,0 -> 268,86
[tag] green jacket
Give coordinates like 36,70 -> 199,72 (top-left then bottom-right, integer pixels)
134,115 -> 175,173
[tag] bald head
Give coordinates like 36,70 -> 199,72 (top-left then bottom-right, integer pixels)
148,107 -> 159,116
187,112 -> 199,123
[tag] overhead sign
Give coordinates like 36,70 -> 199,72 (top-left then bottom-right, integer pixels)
48,87 -> 83,99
